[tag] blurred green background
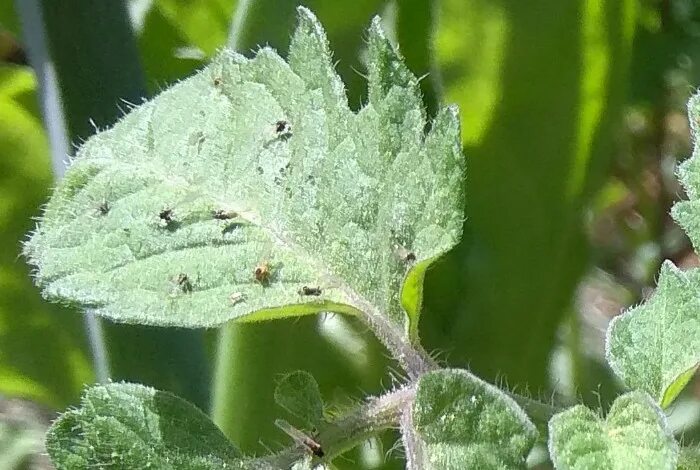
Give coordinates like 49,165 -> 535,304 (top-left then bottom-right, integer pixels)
1,0 -> 699,468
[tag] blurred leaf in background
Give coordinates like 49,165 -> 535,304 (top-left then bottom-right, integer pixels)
423,0 -> 637,395
135,0 -> 237,89
0,53 -> 93,408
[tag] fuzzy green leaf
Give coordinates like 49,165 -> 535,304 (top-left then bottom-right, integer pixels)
46,383 -> 245,469
606,93 -> 700,408
606,262 -> 700,407
274,371 -> 324,427
25,8 -> 464,336
410,369 -> 537,469
547,391 -> 678,470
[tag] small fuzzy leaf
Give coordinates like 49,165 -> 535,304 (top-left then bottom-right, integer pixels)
46,383 -> 246,469
274,371 -> 324,427
25,7 -> 464,337
606,262 -> 700,407
547,391 -> 678,470
410,369 -> 537,469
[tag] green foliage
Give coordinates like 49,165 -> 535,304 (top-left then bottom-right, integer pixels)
0,64 -> 93,408
46,383 -> 243,469
274,371 -> 324,427
606,92 -> 700,409
547,391 -> 678,470
410,369 -> 537,469
606,261 -> 700,408
423,0 -> 637,391
137,0 -> 237,88
25,8 -> 464,340
9,2 -> 700,469
0,419 -> 43,469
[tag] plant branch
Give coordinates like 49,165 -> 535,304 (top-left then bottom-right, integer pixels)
255,384 -> 416,467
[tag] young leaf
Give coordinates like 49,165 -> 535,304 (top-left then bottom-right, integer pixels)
409,369 -> 537,469
25,8 -> 464,344
606,93 -> 700,408
46,383 -> 245,469
274,370 -> 324,427
547,391 -> 678,470
606,262 -> 700,408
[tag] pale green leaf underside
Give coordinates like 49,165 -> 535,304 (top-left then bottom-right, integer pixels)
25,8 -> 464,333
547,391 -> 678,470
411,369 -> 537,469
46,383 -> 246,469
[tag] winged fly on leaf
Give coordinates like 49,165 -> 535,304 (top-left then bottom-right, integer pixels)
275,419 -> 324,458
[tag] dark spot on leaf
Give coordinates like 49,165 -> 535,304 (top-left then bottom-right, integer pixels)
256,166 -> 264,175
213,77 -> 222,86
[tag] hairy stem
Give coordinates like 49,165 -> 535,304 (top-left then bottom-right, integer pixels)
258,384 -> 416,467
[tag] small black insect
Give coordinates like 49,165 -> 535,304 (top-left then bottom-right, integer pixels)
175,273 -> 193,293
97,200 -> 110,215
213,77 -> 222,86
159,208 -> 174,223
275,120 -> 293,140
298,286 -> 322,296
212,209 -> 237,220
395,245 -> 416,263
275,120 -> 289,133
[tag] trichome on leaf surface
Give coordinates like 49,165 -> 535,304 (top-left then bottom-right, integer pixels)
24,6 -> 699,470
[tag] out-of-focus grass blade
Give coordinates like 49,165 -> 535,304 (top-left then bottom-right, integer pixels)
422,0 -> 637,391
0,64 -> 93,408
